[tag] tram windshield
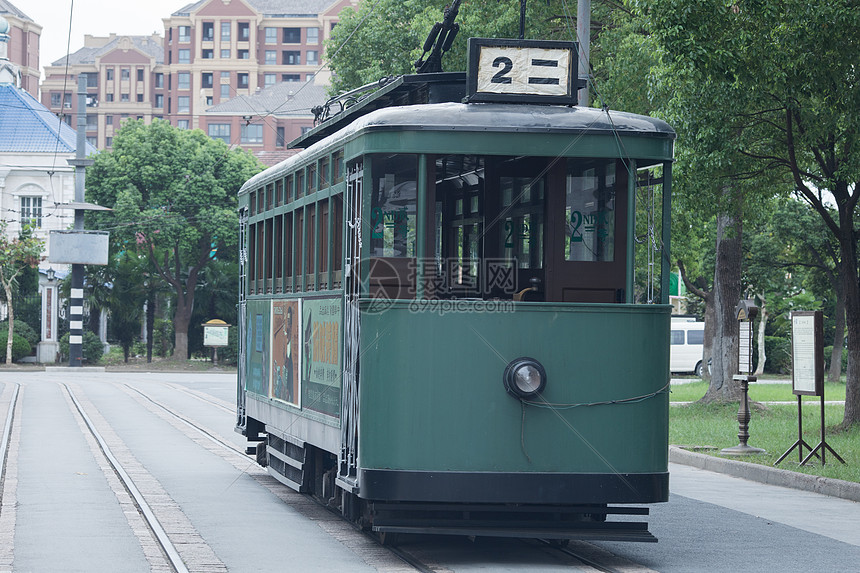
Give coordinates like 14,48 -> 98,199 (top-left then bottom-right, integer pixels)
367,153 -> 633,304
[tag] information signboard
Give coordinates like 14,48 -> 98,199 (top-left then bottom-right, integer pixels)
791,311 -> 823,396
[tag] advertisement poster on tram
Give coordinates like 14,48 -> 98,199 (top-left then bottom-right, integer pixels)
301,297 -> 343,418
245,299 -> 270,398
271,299 -> 301,407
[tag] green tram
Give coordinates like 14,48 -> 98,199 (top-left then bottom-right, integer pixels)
236,69 -> 675,542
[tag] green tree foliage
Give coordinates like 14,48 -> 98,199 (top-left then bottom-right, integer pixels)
86,120 -> 264,361
0,222 -> 43,365
59,331 -> 104,364
637,0 -> 860,426
325,1 -> 583,95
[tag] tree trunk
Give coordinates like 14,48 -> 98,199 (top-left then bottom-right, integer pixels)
172,287 -> 194,361
146,291 -> 155,363
754,293 -> 768,376
4,283 -> 13,365
700,210 -> 743,403
828,278 -> 845,383
838,209 -> 860,427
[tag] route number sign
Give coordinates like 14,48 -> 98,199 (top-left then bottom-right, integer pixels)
466,38 -> 584,104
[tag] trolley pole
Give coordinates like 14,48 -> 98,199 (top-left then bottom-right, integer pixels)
577,0 -> 590,107
67,74 -> 93,366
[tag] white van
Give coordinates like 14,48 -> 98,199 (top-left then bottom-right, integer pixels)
670,316 -> 705,376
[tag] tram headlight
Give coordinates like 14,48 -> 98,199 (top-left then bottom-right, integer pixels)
503,357 -> 547,400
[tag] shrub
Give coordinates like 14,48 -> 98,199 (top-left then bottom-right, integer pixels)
153,319 -> 174,358
59,331 -> 105,364
0,320 -> 38,347
0,331 -> 32,362
764,336 -> 792,374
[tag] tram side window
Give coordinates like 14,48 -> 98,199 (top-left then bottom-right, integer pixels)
370,154 -> 417,258
565,159 -> 616,262
499,160 -> 544,271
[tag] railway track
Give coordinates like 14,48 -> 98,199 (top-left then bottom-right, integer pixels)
1,377 -> 634,572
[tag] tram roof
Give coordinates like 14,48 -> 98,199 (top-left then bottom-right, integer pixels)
240,100 -> 674,195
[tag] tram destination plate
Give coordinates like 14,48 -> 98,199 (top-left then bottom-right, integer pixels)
466,38 -> 584,104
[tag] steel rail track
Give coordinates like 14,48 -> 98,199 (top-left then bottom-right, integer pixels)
62,383 -> 190,573
0,383 -> 19,495
127,382 -> 625,572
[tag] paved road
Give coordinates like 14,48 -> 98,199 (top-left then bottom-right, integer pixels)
1,370 -> 858,572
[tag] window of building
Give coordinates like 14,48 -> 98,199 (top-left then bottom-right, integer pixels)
208,123 -> 231,143
179,49 -> 190,64
155,73 -> 163,88
265,50 -> 277,65
121,67 -> 130,80
84,72 -> 99,87
155,94 -> 163,108
202,49 -> 214,59
221,48 -> 230,58
178,96 -> 190,113
301,126 -> 312,135
283,51 -> 300,65
238,49 -> 249,59
20,197 -> 42,228
306,51 -> 318,65
238,22 -> 250,41
179,26 -> 191,42
105,137 -> 113,147
220,71 -> 231,80
276,126 -> 285,148
106,68 -> 114,81
202,22 -> 214,41
137,68 -> 144,82
178,72 -> 190,90
177,119 -> 190,129
265,27 -> 277,44
307,27 -> 319,44
105,93 -> 114,102
105,114 -> 113,126
137,93 -> 144,102
241,124 -> 263,143
283,27 -> 300,43
221,21 -> 231,42
50,93 -> 62,107
121,93 -> 130,102
220,84 -> 230,99
202,73 -> 213,88
86,114 -> 97,130
281,74 -> 300,82
263,73 -> 276,87
238,73 -> 249,88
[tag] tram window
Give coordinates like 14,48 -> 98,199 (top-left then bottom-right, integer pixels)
284,212 -> 293,289
319,201 -> 329,280
370,154 -> 417,258
285,175 -> 293,203
248,222 -> 257,293
332,150 -> 344,184
333,195 -> 343,275
565,160 -> 616,262
266,184 -> 273,211
307,204 -> 316,289
256,223 -> 265,282
275,180 -> 283,207
319,157 -> 330,189
500,170 -> 544,270
308,164 -> 318,194
274,215 -> 283,289
296,170 -> 305,199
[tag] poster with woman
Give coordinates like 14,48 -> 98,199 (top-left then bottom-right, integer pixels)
271,299 -> 301,406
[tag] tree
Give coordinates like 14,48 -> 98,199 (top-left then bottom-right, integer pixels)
0,222 -> 43,365
86,120 -> 263,360
640,0 -> 860,426
325,1 -> 586,94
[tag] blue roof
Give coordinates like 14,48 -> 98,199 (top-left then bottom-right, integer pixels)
0,83 -> 97,154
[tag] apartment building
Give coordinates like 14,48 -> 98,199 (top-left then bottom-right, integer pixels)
39,0 -> 358,164
0,0 -> 40,97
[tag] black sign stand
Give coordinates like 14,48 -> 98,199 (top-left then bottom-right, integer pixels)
774,311 -> 844,466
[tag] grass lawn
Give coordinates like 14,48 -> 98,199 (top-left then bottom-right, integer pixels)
670,381 -> 846,403
670,388 -> 859,483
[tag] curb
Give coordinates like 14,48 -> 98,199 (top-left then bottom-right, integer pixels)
669,445 -> 860,503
